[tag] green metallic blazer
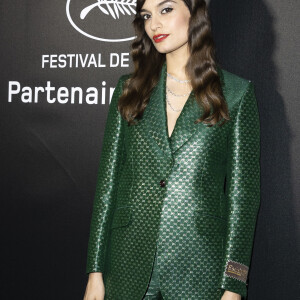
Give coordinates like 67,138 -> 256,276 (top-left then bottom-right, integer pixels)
86,61 -> 261,300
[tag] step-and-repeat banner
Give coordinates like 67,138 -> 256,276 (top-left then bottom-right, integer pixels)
1,0 -> 299,299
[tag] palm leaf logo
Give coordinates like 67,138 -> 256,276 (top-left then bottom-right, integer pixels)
80,0 -> 137,20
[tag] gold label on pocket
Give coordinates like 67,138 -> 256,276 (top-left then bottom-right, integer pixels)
225,260 -> 248,283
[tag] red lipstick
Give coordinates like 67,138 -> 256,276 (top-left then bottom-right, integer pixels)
153,34 -> 169,43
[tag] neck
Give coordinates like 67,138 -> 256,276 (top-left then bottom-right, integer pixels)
166,43 -> 190,81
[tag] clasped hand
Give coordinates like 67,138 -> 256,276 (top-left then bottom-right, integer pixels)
221,290 -> 242,300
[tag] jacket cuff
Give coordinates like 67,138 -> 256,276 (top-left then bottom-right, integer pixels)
86,264 -> 105,274
220,259 -> 249,298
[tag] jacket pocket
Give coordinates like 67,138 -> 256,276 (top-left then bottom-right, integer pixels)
193,210 -> 226,237
110,206 -> 132,229
194,210 -> 226,265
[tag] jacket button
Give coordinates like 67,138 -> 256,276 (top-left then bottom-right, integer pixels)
160,180 -> 166,187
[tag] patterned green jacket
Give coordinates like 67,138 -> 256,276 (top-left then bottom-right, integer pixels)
86,61 -> 261,299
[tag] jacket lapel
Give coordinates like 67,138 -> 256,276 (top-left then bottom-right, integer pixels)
144,61 -> 224,158
143,62 -> 173,160
169,65 -> 225,154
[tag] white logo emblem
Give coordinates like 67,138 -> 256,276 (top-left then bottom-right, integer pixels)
66,0 -> 137,42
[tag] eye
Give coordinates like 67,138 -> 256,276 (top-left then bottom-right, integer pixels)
140,7 -> 173,21
161,7 -> 173,14
141,13 -> 150,21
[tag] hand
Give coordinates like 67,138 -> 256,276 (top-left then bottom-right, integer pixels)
221,290 -> 242,300
83,272 -> 105,300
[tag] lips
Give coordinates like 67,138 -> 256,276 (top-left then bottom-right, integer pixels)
153,34 -> 169,43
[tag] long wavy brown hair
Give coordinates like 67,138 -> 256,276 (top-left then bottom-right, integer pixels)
118,0 -> 229,127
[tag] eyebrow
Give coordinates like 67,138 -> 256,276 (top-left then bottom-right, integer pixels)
140,0 -> 177,13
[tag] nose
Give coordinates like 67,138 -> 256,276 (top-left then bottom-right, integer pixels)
150,14 -> 162,32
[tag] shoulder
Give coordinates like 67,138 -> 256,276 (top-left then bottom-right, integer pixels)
218,67 -> 252,95
111,73 -> 132,99
218,67 -> 254,112
118,73 -> 133,86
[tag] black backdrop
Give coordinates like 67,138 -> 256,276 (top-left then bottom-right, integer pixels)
1,1 -> 299,299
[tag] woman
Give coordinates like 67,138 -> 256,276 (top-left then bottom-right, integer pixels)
83,0 -> 260,299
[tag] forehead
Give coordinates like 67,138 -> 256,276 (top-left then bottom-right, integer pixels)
141,0 -> 178,12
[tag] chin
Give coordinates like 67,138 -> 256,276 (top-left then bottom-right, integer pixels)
154,42 -> 188,55
154,48 -> 169,54
153,45 -> 176,54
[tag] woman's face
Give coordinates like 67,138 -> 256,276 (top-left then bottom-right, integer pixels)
140,0 -> 191,55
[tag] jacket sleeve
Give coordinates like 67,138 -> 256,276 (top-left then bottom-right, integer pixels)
86,74 -> 128,274
219,81 -> 261,297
